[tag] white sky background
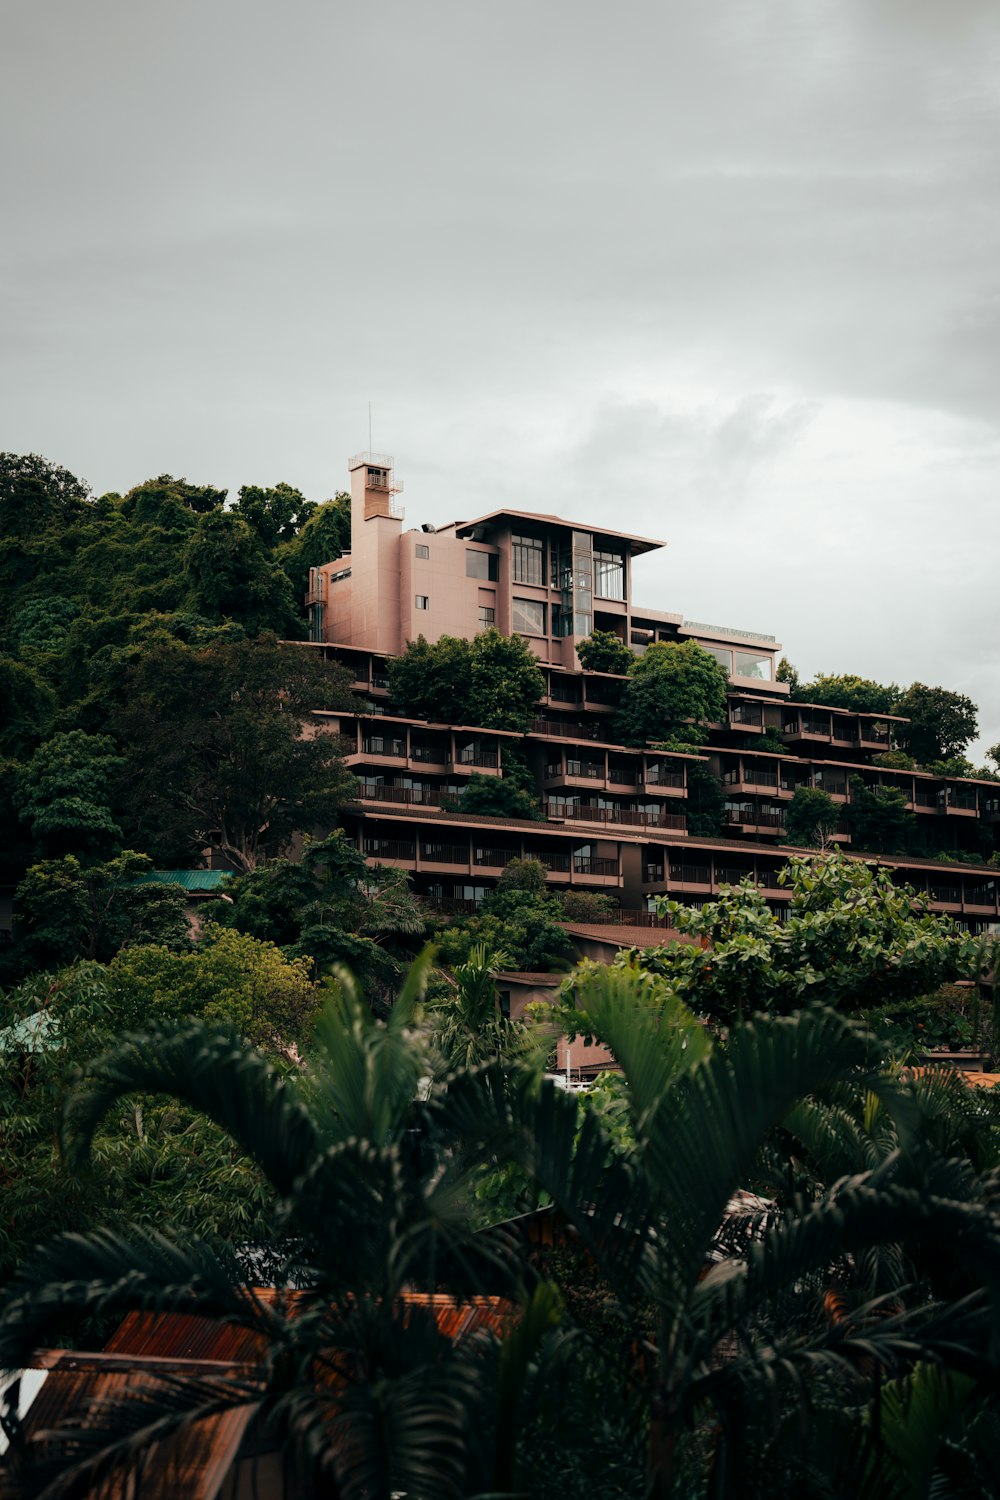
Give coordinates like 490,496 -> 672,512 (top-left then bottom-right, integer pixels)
3,1 -> 999,755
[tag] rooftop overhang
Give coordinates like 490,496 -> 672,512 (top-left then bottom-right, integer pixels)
453,508 -> 664,557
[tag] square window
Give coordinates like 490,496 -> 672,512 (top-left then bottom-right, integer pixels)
478,606 -> 495,627
466,549 -> 499,580
415,595 -> 429,610
513,597 -> 546,635
415,544 -> 429,559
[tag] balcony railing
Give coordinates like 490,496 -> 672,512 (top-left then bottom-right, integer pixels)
730,706 -> 763,727
929,884 -> 962,905
411,743 -> 447,763
724,807 -> 785,829
363,840 -> 416,862
535,851 -> 572,872
427,897 -> 484,915
473,848 -> 521,868
573,857 -> 619,878
530,717 -> 610,742
813,780 -> 847,798
361,738 -> 406,758
783,718 -> 831,737
608,766 -> 638,785
669,864 -> 712,885
360,784 -> 443,808
645,768 -> 686,788
452,752 -> 499,769
543,802 -> 686,830
717,866 -> 757,886
549,682 -> 582,705
420,843 -> 469,865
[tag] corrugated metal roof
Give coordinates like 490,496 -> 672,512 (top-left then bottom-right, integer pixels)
130,870 -> 231,892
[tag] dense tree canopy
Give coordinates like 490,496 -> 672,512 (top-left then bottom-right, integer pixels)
795,671 -> 900,715
111,635 -> 358,872
388,629 -> 545,732
616,639 -> 729,747
575,629 -> 634,675
893,682 -> 979,762
556,851 -> 987,1031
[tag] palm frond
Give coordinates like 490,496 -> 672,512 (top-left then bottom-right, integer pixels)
60,1021 -> 318,1198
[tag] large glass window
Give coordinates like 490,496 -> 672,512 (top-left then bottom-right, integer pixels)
702,644 -> 733,673
594,550 -> 625,601
513,597 -> 546,635
734,651 -> 772,681
466,549 -> 499,580
512,534 -> 545,586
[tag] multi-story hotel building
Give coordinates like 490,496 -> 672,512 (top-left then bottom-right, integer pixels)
301,453 -> 1000,932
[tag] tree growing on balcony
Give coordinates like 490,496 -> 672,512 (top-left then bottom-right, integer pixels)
683,762 -> 726,837
616,640 -> 728,748
893,683 -> 979,764
844,774 -> 916,855
796,672 -> 900,715
454,747 -> 542,821
575,628 -> 633,676
556,852 -> 987,1031
389,629 -> 545,733
784,785 -> 840,848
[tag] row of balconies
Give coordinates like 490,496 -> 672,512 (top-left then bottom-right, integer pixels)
361,837 -> 620,883
640,856 -> 1000,917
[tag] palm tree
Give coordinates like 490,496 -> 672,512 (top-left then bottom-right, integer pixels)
0,951 -> 540,1500
441,966 -> 1000,1498
426,943 -> 517,1070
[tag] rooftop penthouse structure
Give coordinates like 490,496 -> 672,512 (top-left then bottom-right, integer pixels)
303,454 -> 1000,933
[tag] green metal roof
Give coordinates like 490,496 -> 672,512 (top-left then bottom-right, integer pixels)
131,870 -> 231,892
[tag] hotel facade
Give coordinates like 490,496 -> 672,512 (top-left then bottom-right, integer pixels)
301,453 -> 1000,931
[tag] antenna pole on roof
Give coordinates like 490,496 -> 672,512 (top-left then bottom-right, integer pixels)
369,401 -> 372,453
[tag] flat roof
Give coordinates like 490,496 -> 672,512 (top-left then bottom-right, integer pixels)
453,508 -> 664,556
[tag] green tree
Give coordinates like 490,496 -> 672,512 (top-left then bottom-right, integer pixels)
560,851 -> 987,1030
894,682 -> 979,763
466,967 -> 1000,1498
616,640 -> 728,747
107,927 -> 318,1050
0,958 -> 291,1288
389,630 -> 544,733
576,629 -> 633,675
0,957 -> 536,1497
456,747 -> 541,820
775,655 -> 800,694
0,452 -> 90,540
845,773 -> 916,854
436,859 -> 574,972
211,831 -> 427,1002
684,760 -> 725,837
234,481 -> 316,550
783,784 -> 840,848
0,657 -> 54,757
797,672 -> 900,714
112,636 -> 357,871
183,510 -> 301,637
13,730 -> 124,857
13,852 -> 189,968
426,943 -> 523,1069
277,492 -> 351,604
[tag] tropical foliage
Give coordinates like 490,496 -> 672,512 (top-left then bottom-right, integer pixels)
616,640 -> 729,748
388,630 -> 545,732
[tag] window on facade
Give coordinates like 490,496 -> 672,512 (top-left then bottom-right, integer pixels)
466,549 -> 499,580
512,533 -> 545,586
703,644 -> 733,674
415,544 -> 429,559
415,595 -> 429,610
594,550 -> 625,600
478,605 -> 495,628
734,651 -> 773,681
513,597 -> 546,635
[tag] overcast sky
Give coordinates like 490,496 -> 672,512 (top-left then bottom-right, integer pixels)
3,0 -> 999,754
